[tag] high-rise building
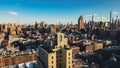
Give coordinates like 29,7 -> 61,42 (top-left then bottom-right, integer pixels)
0,24 -> 3,33
112,18 -> 114,24
78,16 -> 84,30
92,14 -> 94,22
115,16 -> 118,25
110,11 -> 112,23
116,16 -> 118,20
37,33 -> 72,68
35,21 -> 38,30
118,19 -> 120,26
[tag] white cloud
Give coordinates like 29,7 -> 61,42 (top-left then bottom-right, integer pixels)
0,11 -> 18,15
86,14 -> 97,17
113,11 -> 118,15
99,16 -> 108,21
94,16 -> 109,22
93,14 -> 97,16
85,14 -> 98,22
101,17 -> 106,19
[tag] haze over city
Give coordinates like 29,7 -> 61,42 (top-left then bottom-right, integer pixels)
0,0 -> 120,24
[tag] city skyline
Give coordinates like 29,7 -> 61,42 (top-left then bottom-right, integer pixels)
0,1 -> 120,67
0,0 -> 120,24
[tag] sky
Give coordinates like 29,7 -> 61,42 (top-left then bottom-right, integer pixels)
0,0 -> 120,24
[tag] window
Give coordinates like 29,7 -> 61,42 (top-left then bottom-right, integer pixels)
69,61 -> 70,64
59,51 -> 62,54
68,53 -> 70,56
29,56 -> 32,61
5,60 -> 8,66
12,58 -> 15,65
59,63 -> 62,68
52,61 -> 54,64
34,55 -> 37,60
69,66 -> 70,68
51,56 -> 53,59
59,55 -> 62,57
73,65 -> 75,67
59,59 -> 62,61
68,57 -> 70,60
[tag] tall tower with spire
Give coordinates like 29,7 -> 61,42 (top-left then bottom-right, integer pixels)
92,14 -> 94,22
78,15 -> 84,30
110,11 -> 112,23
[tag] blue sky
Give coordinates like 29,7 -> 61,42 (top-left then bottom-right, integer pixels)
0,0 -> 120,24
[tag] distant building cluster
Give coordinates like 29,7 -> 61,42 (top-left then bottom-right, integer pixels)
0,11 -> 120,68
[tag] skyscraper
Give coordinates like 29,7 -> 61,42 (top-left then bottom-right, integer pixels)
112,18 -> 114,24
110,11 -> 112,23
78,16 -> 84,30
118,19 -> 120,26
92,14 -> 94,22
115,16 -> 118,25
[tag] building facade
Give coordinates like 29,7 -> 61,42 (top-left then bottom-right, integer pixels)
0,53 -> 37,67
37,33 -> 72,68
78,16 -> 84,30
